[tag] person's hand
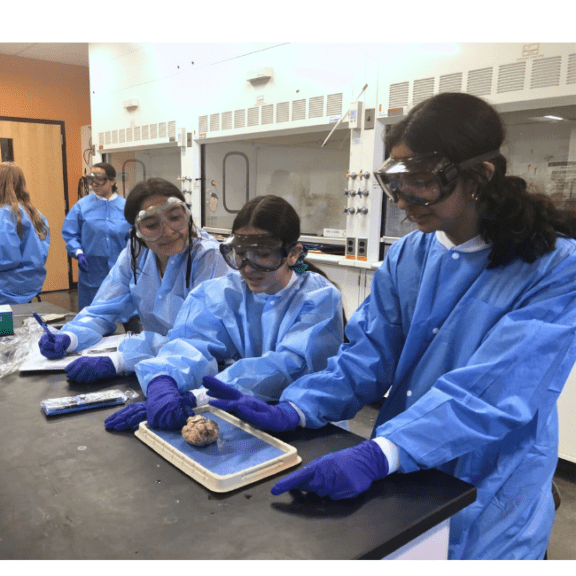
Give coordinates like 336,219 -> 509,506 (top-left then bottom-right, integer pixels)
203,375 -> 300,432
105,403 -> 147,431
77,254 -> 89,272
39,333 -> 71,359
271,440 -> 390,500
65,356 -> 116,383
146,375 -> 197,430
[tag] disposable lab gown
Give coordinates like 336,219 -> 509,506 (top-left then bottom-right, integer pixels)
281,231 -> 576,560
0,204 -> 50,304
135,270 -> 344,401
59,230 -> 229,372
62,193 -> 131,310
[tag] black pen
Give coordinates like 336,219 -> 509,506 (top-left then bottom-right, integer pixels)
32,311 -> 56,342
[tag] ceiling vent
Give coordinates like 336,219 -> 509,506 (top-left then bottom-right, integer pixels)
210,113 -> 220,132
309,96 -> 324,118
291,99 -> 306,121
413,77 -> 435,104
276,102 -> 290,123
327,93 -> 343,116
466,67 -> 493,96
222,112 -> 233,130
497,62 -> 526,93
439,72 -> 463,93
248,107 -> 260,127
261,104 -> 274,125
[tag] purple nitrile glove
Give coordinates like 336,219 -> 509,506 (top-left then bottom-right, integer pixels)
39,333 -> 71,359
65,356 -> 117,383
203,375 -> 300,432
270,440 -> 390,500
77,254 -> 89,272
105,403 -> 147,431
145,375 -> 197,430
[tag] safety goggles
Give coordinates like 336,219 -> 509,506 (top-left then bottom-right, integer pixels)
374,150 -> 499,206
87,173 -> 109,186
135,197 -> 191,241
220,234 -> 292,272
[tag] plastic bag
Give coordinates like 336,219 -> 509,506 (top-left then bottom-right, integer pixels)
0,317 -> 45,379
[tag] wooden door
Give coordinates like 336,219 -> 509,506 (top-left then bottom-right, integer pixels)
0,119 -> 70,291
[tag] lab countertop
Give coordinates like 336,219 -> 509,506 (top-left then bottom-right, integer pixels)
0,303 -> 476,560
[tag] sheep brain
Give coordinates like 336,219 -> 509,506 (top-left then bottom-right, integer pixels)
182,415 -> 219,446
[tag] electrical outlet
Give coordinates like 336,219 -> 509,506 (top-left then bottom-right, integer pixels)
346,237 -> 357,260
357,238 -> 368,261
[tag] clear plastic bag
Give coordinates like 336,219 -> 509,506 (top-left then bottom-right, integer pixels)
0,317 -> 45,379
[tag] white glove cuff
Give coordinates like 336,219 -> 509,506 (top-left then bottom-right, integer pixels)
61,331 -> 78,352
373,437 -> 400,474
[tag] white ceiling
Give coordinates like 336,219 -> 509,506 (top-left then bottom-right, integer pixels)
0,43 -> 89,67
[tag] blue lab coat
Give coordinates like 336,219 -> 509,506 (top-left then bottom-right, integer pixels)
134,270 -> 344,401
59,231 -> 229,372
280,231 -> 576,560
62,193 -> 131,310
0,204 -> 50,304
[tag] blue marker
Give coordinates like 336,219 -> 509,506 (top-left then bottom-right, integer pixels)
32,311 -> 56,342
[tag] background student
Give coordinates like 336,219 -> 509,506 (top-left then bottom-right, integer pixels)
0,162 -> 50,304
62,162 -> 131,310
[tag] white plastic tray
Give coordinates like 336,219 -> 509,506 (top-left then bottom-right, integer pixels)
134,405 -> 301,493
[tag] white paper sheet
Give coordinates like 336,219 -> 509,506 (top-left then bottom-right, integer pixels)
20,333 -> 129,372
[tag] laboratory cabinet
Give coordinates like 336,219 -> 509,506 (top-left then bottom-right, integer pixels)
308,254 -> 378,321
559,364 -> 576,463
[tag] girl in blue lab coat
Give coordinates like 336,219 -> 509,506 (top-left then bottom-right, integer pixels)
199,93 -> 576,560
104,194 -> 344,432
0,162 -> 50,304
39,177 -> 229,379
62,162 -> 131,310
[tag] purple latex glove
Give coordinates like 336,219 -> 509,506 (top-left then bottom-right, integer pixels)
65,356 -> 117,383
271,440 -> 390,500
203,375 -> 300,432
105,403 -> 147,431
77,254 -> 89,272
39,333 -> 71,359
146,375 -> 197,430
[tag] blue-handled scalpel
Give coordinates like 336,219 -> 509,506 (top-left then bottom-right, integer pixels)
32,311 -> 56,341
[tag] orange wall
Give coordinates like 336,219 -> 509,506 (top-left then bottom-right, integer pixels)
0,53 -> 91,207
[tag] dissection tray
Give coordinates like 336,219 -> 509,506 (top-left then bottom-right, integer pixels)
134,405 -> 301,493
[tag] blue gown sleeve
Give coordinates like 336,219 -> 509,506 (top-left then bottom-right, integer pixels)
59,246 -> 138,350
61,202 -> 83,256
280,257 -> 405,427
134,283 -> 233,395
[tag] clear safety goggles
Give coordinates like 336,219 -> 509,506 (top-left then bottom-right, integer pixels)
135,197 -> 191,241
374,150 -> 499,206
87,173 -> 110,186
220,234 -> 292,272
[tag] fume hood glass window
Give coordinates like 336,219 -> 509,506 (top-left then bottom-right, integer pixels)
382,104 -> 576,238
501,105 -> 576,211
203,134 -> 350,237
103,147 -> 182,198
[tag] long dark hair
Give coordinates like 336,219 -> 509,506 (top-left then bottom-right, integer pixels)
386,92 -> 576,268
125,178 -> 198,287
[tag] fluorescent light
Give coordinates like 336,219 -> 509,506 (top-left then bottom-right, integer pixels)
544,115 -> 564,121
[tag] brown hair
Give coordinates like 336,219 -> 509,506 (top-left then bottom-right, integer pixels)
0,162 -> 48,240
